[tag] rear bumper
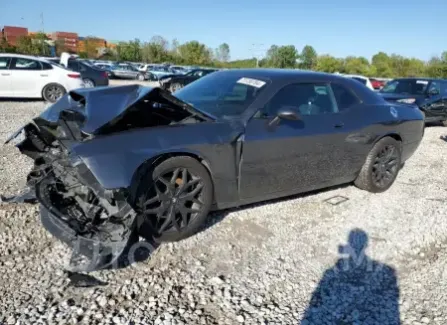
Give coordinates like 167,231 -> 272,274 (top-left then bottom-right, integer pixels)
96,78 -> 109,87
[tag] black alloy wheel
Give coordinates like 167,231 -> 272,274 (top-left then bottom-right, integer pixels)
137,156 -> 213,242
354,137 -> 402,193
371,145 -> 399,188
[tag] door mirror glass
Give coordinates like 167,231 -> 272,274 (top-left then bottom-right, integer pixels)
277,106 -> 300,120
428,88 -> 439,96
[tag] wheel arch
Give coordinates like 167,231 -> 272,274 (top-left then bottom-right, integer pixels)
128,149 -> 215,206
373,132 -> 403,146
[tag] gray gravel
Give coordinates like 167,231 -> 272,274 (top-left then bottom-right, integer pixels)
1,92 -> 447,324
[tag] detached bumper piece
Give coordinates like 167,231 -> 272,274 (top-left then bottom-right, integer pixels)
34,159 -> 138,271
40,204 -> 136,271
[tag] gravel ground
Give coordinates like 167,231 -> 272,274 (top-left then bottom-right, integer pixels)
1,89 -> 447,324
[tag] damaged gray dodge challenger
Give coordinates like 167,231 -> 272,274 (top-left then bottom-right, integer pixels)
5,69 -> 425,269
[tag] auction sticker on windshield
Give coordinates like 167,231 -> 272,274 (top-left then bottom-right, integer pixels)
416,80 -> 429,85
237,77 -> 266,88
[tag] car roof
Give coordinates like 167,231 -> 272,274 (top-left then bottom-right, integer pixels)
391,77 -> 447,82
211,69 -> 384,104
0,53 -> 50,62
212,68 -> 359,82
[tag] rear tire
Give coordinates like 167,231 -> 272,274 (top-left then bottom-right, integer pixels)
442,120 -> 447,127
137,73 -> 145,81
135,156 -> 213,243
354,137 -> 402,193
42,83 -> 66,103
83,78 -> 95,88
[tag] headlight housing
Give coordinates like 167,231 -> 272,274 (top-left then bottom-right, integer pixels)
397,98 -> 416,104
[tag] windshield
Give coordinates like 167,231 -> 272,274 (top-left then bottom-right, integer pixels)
380,79 -> 429,95
173,72 -> 269,118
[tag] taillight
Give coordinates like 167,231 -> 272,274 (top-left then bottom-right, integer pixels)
102,71 -> 108,78
67,73 -> 80,78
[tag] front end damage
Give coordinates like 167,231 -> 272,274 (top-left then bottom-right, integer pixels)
8,120 -> 137,271
6,85 -> 213,271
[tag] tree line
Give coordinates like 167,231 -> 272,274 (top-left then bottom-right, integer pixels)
1,33 -> 446,78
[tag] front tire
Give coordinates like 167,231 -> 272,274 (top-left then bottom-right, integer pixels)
136,156 -> 213,243
42,83 -> 66,103
137,73 -> 145,81
354,137 -> 402,193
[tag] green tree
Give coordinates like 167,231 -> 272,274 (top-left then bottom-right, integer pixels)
299,45 -> 317,70
177,41 -> 212,65
0,37 -> 16,53
342,56 -> 371,75
215,43 -> 230,62
141,36 -> 169,63
371,52 -> 393,77
116,39 -> 142,61
315,55 -> 343,73
265,45 -> 298,68
15,34 -> 50,56
225,58 -> 257,68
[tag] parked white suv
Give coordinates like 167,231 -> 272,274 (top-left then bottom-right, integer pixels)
337,73 -> 374,90
0,54 -> 84,102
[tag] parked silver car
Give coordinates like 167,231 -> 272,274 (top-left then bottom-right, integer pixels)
109,64 -> 146,80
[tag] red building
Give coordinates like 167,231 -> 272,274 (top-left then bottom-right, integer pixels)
50,31 -> 79,52
2,26 -> 28,46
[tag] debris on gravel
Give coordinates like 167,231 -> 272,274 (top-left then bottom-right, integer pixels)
1,98 -> 447,324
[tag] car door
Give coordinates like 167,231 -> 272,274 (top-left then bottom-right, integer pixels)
0,56 -> 12,97
423,81 -> 444,118
239,82 -> 362,200
9,57 -> 44,97
441,82 -> 447,112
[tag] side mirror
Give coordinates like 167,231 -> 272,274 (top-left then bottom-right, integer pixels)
277,107 -> 300,120
268,106 -> 300,128
428,88 -> 439,96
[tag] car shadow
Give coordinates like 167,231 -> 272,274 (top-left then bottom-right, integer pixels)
0,98 -> 45,103
196,183 -> 352,236
440,135 -> 447,142
300,229 -> 401,325
100,183 -> 352,273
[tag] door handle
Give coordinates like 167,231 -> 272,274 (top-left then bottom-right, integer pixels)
1,73 -> 10,76
334,123 -> 344,128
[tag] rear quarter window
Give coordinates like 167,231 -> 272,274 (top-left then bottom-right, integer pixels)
331,83 -> 360,111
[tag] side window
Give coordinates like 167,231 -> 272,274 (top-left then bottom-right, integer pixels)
41,61 -> 53,70
428,81 -> 440,95
0,57 -> 11,70
12,58 -> 42,70
331,83 -> 360,111
260,83 -> 337,118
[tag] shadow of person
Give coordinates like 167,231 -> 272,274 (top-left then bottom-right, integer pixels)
301,229 -> 400,325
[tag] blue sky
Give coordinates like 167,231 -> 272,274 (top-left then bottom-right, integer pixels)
1,0 -> 446,61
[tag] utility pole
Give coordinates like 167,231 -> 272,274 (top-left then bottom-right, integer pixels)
250,43 -> 266,68
40,12 -> 45,55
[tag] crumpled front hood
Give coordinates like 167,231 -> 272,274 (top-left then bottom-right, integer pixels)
36,84 -> 215,136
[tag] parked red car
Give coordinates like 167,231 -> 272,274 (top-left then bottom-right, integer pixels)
370,78 -> 385,90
